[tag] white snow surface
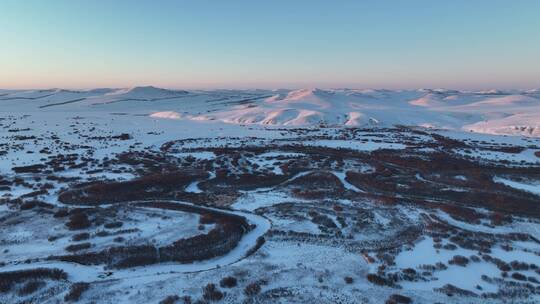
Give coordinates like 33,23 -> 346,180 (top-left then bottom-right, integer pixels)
493,177 -> 540,196
2,87 -> 540,137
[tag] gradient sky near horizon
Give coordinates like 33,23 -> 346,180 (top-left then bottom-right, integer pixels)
1,0 -> 540,90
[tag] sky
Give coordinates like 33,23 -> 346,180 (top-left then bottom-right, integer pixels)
1,0 -> 539,90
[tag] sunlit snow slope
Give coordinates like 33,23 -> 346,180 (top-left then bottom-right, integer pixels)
2,86 -> 540,137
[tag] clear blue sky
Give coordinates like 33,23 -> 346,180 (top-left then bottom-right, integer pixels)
1,0 -> 539,89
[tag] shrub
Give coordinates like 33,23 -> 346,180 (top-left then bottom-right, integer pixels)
66,213 -> 91,230
402,268 -> 416,275
510,260 -> 529,271
12,164 -> 46,173
0,268 -> 67,293
244,282 -> 261,296
18,280 -> 45,296
366,274 -> 388,286
159,295 -> 180,304
529,276 -> 540,284
386,293 -> 412,304
511,272 -> 527,281
72,233 -> 90,242
95,230 -> 110,237
442,243 -> 457,250
20,200 -> 52,210
65,242 -> 91,252
434,284 -> 477,297
199,213 -> 216,225
448,255 -> 469,267
490,212 -> 512,226
333,204 -> 343,212
245,236 -> 265,257
104,221 -> 123,229
20,190 -> 48,199
64,282 -> 90,302
117,133 -> 131,140
54,208 -> 69,218
202,283 -> 223,301
470,255 -> 480,262
492,258 -> 511,271
219,276 -> 237,288
311,214 -> 337,228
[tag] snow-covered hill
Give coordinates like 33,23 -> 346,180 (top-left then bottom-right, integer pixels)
1,86 -> 539,137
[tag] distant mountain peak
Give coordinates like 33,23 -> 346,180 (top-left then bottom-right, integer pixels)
107,86 -> 189,97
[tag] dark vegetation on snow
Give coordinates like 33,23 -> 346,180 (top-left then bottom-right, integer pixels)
49,201 -> 251,269
2,126 -> 540,302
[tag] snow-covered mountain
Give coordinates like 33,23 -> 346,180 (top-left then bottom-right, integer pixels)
1,86 -> 539,137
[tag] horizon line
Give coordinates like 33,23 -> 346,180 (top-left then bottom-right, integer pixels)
1,85 -> 539,93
